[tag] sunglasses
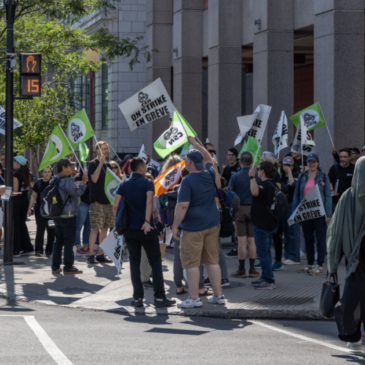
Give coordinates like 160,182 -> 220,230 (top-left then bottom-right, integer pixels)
111,166 -> 118,170
208,150 -> 216,154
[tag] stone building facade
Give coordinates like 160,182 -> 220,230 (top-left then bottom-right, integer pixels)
144,0 -> 365,172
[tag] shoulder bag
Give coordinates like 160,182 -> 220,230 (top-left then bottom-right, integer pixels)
319,271 -> 340,319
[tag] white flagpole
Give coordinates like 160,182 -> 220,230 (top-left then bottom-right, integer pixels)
318,102 -> 334,147
58,124 -> 85,173
300,120 -> 304,172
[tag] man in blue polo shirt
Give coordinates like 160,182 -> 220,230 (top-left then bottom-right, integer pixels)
113,157 -> 175,309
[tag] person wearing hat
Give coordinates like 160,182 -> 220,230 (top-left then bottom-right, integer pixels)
50,158 -> 88,274
293,153 -> 332,276
12,155 -> 34,257
173,136 -> 225,308
280,156 -> 301,266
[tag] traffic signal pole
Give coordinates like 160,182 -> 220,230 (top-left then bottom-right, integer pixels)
4,0 -> 17,264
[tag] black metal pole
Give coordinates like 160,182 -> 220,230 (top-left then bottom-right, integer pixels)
4,0 -> 17,264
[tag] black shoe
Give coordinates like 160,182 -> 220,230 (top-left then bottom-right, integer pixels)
52,267 -> 62,274
63,266 -> 83,274
96,254 -> 112,263
154,297 -> 176,308
143,280 -> 153,289
21,250 -> 35,256
46,252 -> 52,258
35,251 -> 42,257
13,252 -> 21,258
225,249 -> 238,259
131,298 -> 144,307
87,255 -> 98,264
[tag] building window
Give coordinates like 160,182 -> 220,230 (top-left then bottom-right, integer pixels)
101,63 -> 108,130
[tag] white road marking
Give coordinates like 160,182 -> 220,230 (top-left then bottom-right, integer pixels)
24,316 -> 73,365
248,320 -> 360,355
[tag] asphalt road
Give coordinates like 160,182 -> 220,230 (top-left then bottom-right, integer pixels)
0,298 -> 364,365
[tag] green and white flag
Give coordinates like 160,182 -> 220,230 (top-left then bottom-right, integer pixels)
79,142 -> 89,163
38,125 -> 72,171
180,141 -> 190,158
66,109 -> 95,150
239,137 -> 261,166
289,102 -> 326,131
154,109 -> 197,159
105,167 -> 122,205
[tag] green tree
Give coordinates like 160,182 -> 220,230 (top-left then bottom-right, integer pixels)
0,0 -> 154,170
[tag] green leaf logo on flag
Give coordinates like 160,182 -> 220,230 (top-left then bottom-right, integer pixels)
289,102 -> 326,131
239,137 -> 261,166
154,109 -> 197,159
80,142 -> 89,163
66,109 -> 95,150
105,167 -> 121,205
38,125 -> 72,171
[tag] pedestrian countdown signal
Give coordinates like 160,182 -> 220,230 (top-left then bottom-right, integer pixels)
19,53 -> 42,97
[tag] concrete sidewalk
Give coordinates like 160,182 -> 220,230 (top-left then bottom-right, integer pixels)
0,217 -> 345,319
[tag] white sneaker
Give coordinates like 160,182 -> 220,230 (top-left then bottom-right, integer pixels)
347,340 -> 363,352
300,251 -> 306,260
208,294 -> 226,305
283,259 -> 301,265
309,264 -> 323,276
177,297 -> 203,308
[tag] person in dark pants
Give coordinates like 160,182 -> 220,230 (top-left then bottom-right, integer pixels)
51,158 -> 87,274
28,166 -> 55,257
113,157 -> 175,308
13,156 -> 34,257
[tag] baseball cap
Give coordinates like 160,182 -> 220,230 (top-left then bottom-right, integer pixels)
307,153 -> 319,162
57,158 -> 75,172
186,149 -> 204,170
351,147 -> 360,154
14,155 -> 27,166
282,156 -> 294,166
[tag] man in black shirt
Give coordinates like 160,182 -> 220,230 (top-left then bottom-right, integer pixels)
350,147 -> 360,165
87,141 -> 114,264
290,150 -> 307,172
222,148 -> 241,185
328,148 -> 354,213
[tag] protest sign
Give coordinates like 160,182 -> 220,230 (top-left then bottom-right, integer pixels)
291,115 -> 316,156
66,109 -> 94,150
288,185 -> 326,226
1,186 -> 12,201
100,228 -> 124,274
155,160 -> 185,196
272,111 -> 289,156
119,78 -> 175,131
0,106 -> 22,135
104,167 -> 122,204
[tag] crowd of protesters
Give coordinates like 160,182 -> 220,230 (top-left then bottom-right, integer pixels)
2,138 -> 365,315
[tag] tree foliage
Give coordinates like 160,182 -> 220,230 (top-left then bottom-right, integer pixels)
0,0 -> 154,170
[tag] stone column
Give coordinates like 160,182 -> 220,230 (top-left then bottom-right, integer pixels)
253,0 -> 294,152
173,0 -> 204,138
145,0 -> 173,157
208,0 -> 242,164
314,2 -> 365,171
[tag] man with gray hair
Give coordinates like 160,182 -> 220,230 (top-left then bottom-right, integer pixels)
173,136 -> 224,308
261,151 -> 281,190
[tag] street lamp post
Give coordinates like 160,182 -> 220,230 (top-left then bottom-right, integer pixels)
3,0 -> 17,264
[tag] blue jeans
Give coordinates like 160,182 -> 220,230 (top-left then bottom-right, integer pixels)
74,201 -> 91,247
253,225 -> 276,284
301,217 -> 327,266
282,203 -> 300,262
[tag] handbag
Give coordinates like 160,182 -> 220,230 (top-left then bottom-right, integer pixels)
208,171 -> 235,238
319,271 -> 340,319
115,182 -> 152,235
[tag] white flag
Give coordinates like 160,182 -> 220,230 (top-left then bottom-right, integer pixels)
272,111 -> 289,156
138,144 -> 148,163
237,104 -> 272,146
234,133 -> 243,146
288,185 -> 326,226
0,106 -> 22,135
118,78 -> 174,131
100,229 -> 124,274
291,115 -> 316,156
149,158 -> 161,173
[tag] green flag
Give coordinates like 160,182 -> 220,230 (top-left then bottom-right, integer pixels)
66,109 -> 95,150
104,167 -> 121,205
154,109 -> 197,159
289,102 -> 326,131
80,142 -> 89,163
239,137 -> 261,166
38,125 -> 72,171
180,141 -> 190,158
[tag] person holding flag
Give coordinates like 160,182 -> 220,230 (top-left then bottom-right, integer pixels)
87,141 -> 113,264
293,153 -> 332,276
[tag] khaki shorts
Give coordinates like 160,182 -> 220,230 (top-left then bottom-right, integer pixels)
235,205 -> 254,237
180,225 -> 220,269
90,202 -> 114,230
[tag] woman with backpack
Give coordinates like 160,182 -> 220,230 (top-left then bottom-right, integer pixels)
13,156 -> 34,257
293,153 -> 332,276
28,166 -> 54,257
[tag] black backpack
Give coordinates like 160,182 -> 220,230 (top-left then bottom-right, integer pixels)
40,176 -> 70,219
264,180 -> 289,223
